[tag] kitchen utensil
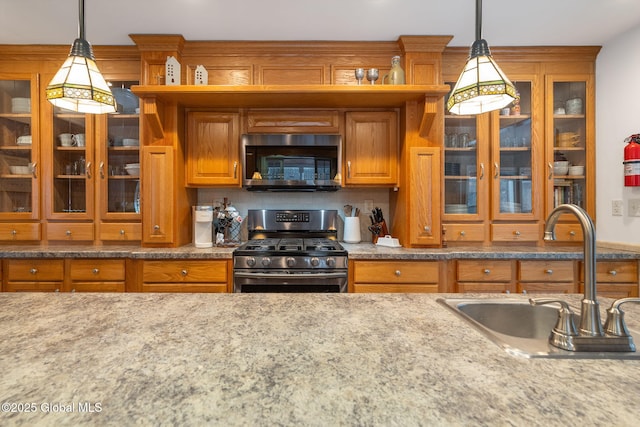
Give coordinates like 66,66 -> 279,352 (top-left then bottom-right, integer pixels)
366,68 -> 379,85
344,204 -> 353,217
355,68 -> 365,85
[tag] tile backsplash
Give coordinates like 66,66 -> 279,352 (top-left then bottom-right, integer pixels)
198,188 -> 391,242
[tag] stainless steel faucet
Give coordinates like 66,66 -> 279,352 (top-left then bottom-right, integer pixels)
532,204 -> 640,352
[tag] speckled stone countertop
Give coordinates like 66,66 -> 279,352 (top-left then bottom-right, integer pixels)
0,243 -> 638,260
1,293 -> 639,426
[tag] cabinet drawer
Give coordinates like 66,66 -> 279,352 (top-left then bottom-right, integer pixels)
99,222 -> 142,241
456,282 -> 512,293
6,259 -> 64,281
457,260 -> 512,282
549,224 -> 583,242
444,223 -> 485,242
491,223 -> 539,242
142,283 -> 227,293
0,223 -> 41,241
353,284 -> 438,293
519,260 -> 574,282
71,282 -> 125,292
247,110 -> 340,133
517,282 -> 576,294
5,282 -> 62,292
353,261 -> 439,284
69,259 -> 126,281
585,261 -> 639,283
47,223 -> 94,241
142,260 -> 228,283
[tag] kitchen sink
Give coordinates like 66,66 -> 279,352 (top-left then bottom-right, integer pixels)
437,298 -> 640,359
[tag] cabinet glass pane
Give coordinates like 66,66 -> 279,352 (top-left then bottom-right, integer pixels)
498,81 -> 533,214
53,108 -> 87,213
552,81 -> 586,208
444,82 -> 478,215
106,82 -> 140,214
0,79 -> 34,213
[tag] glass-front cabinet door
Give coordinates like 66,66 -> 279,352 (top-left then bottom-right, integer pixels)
491,80 -> 538,220
443,82 -> 489,221
96,82 -> 140,220
0,75 -> 39,220
46,106 -> 94,219
546,76 -> 594,217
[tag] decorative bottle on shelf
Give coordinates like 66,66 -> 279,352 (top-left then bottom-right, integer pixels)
382,56 -> 405,85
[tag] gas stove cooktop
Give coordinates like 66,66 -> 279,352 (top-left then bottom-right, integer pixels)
240,238 -> 344,253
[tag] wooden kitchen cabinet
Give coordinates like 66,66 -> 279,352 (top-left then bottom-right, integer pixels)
246,109 -> 340,134
408,147 -> 441,246
344,111 -> 398,186
141,259 -> 230,292
186,111 -> 240,186
580,260 -> 639,299
350,260 -> 439,293
142,145 -> 175,245
456,259 -> 514,293
517,260 -> 577,294
3,259 -> 64,292
0,74 -> 41,240
68,259 -> 126,292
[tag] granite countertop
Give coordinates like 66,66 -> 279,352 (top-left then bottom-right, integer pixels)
0,243 -> 638,260
1,293 -> 639,426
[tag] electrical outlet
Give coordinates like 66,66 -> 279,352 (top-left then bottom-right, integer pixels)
364,199 -> 374,213
612,200 -> 623,216
629,199 -> 640,217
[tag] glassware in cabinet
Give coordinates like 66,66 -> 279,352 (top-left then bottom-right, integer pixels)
50,107 -> 93,217
0,77 -> 39,218
551,81 -> 587,210
494,81 -> 535,218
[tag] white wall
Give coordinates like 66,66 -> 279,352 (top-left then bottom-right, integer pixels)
596,24 -> 640,248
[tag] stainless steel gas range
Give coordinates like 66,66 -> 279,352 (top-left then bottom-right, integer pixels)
233,210 -> 348,293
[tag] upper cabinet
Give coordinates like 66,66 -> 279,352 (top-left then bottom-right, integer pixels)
345,111 -> 398,186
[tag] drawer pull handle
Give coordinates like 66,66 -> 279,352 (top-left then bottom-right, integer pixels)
514,231 -> 521,237
479,163 -> 484,180
233,161 -> 238,179
92,268 -> 99,275
460,231 -> 466,237
71,288 -> 76,293
423,226 -> 430,232
120,229 -> 125,235
569,231 -> 576,236
609,270 -> 617,276
153,225 -> 160,231
347,161 -> 352,178
86,161 -> 92,179
395,270 -> 401,277
181,269 -> 188,276
30,162 -> 37,178
493,162 -> 499,178
30,268 -> 38,275
55,289 -> 60,293
484,269 -> 490,275
66,230 -> 72,236
99,161 -> 105,179
546,269 -> 553,275
11,229 -> 17,236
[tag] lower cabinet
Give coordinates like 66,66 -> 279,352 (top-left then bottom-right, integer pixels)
3,259 -> 64,292
456,260 -> 514,293
580,260 -> 639,299
140,260 -> 230,293
68,259 -> 126,292
350,260 -> 439,293
517,260 -> 577,294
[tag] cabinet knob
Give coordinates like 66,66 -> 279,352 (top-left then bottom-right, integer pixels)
30,268 -> 38,275
181,269 -> 188,276
11,229 -> 17,236
395,270 -> 401,276
55,289 -> 60,293
608,270 -> 618,276
66,230 -> 72,236
71,288 -> 76,293
546,269 -> 553,275
120,229 -> 125,235
569,231 -> 576,236
153,225 -> 160,231
514,230 -> 521,237
484,269 -> 491,275
423,226 -> 431,232
460,231 -> 466,237
92,268 -> 99,275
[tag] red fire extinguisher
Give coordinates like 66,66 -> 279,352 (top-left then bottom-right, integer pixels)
624,134 -> 640,186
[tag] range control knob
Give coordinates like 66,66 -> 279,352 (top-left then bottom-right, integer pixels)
261,257 -> 271,267
286,257 -> 296,267
326,257 -> 336,267
246,257 -> 256,267
310,257 -> 320,267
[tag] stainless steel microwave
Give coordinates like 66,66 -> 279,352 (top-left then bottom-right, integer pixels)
241,134 -> 342,191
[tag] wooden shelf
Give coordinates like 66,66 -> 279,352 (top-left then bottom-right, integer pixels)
131,84 -> 450,109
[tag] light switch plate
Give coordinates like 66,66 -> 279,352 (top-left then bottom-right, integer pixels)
612,200 -> 623,216
629,199 -> 640,217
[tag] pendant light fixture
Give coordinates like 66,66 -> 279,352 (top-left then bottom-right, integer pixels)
46,0 -> 116,114
447,0 -> 517,115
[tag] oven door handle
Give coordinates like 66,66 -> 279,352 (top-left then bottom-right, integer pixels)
233,271 -> 347,279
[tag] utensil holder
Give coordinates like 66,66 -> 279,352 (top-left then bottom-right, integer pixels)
343,217 -> 361,243
369,220 -> 389,243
